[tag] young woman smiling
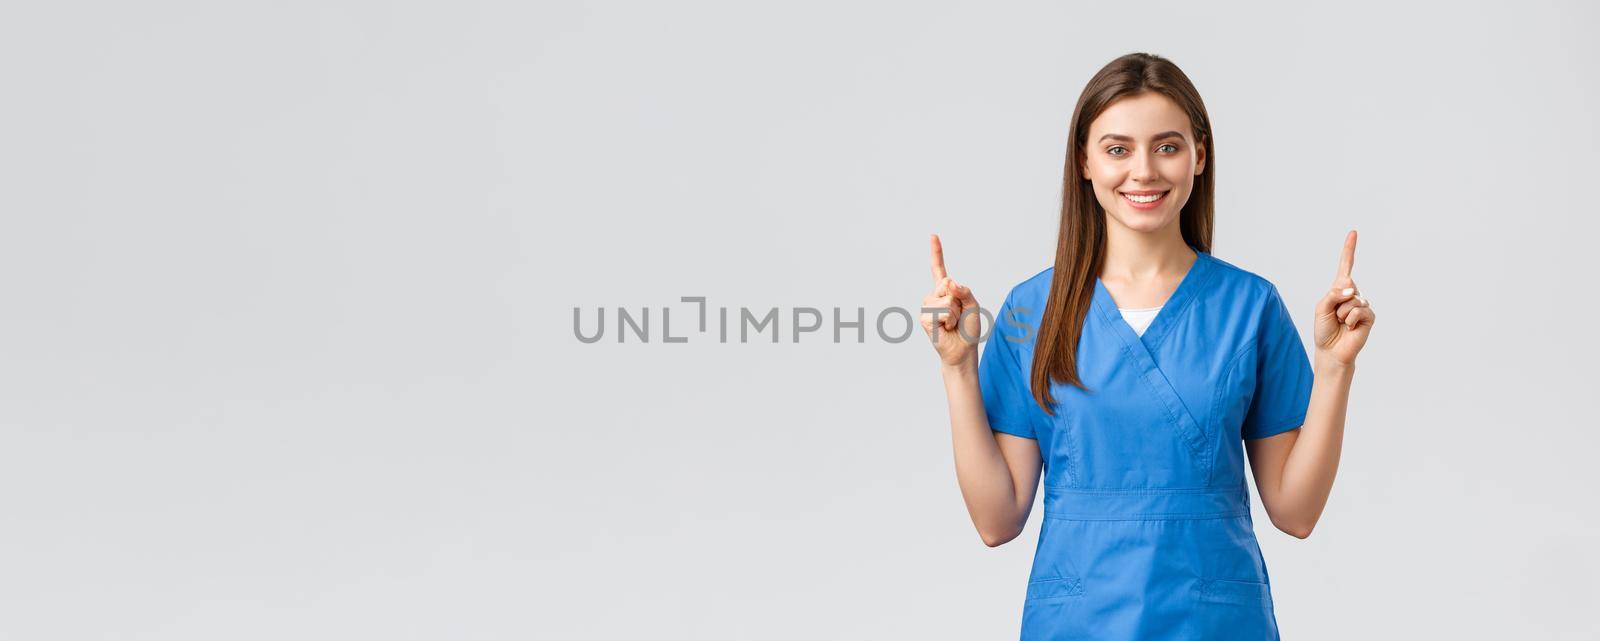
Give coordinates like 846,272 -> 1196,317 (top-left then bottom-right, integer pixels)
920,52 -> 1373,639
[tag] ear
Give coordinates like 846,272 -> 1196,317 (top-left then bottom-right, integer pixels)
1194,139 -> 1207,176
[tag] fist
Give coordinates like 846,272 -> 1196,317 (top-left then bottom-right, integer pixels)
921,234 -> 983,368
1313,229 -> 1375,366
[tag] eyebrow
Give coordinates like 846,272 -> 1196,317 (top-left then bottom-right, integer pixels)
1097,131 -> 1187,143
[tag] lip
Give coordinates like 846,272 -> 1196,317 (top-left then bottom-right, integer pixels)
1119,189 -> 1170,210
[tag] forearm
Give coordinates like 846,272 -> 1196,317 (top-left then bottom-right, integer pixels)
943,360 -> 1027,544
1271,356 -> 1355,534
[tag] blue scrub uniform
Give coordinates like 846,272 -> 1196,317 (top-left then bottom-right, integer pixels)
978,248 -> 1313,640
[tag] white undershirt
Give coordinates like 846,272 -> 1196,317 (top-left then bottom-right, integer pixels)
1118,305 -> 1163,337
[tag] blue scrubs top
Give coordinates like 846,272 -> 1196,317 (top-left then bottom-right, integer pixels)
978,248 -> 1313,640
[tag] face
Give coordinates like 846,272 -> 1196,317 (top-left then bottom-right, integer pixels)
1081,92 -> 1206,234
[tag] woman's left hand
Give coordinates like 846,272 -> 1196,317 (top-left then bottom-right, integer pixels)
1313,230 -> 1375,366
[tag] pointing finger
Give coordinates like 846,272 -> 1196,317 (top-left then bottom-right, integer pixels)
930,234 -> 949,285
1336,229 -> 1358,280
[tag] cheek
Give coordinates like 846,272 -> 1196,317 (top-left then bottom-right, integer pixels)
1083,159 -> 1114,187
1161,157 -> 1196,179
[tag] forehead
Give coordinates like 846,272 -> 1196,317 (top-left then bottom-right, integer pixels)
1087,92 -> 1192,139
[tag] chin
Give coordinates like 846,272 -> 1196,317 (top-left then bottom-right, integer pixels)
1108,210 -> 1178,234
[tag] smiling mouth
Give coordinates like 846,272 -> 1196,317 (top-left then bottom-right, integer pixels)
1120,190 -> 1169,205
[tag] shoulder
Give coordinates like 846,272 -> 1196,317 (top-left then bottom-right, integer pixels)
1199,252 -> 1300,347
1001,265 -> 1055,309
1199,251 -> 1287,308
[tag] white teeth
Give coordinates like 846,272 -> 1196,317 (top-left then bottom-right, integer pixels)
1123,192 -> 1166,203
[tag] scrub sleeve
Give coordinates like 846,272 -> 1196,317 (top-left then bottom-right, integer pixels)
1242,286 -> 1315,440
978,294 -> 1040,440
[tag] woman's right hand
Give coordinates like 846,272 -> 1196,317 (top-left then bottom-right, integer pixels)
921,234 -> 983,369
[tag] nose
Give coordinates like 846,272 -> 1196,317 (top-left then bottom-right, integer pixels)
1131,149 -> 1160,183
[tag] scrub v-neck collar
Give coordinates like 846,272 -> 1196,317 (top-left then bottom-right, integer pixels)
1092,247 -> 1214,352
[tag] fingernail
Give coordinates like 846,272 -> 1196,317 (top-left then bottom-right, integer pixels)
1341,288 -> 1354,295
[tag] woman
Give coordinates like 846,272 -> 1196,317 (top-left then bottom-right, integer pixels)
921,52 -> 1373,640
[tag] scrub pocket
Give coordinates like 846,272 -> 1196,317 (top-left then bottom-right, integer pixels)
1196,578 -> 1273,607
1025,576 -> 1084,601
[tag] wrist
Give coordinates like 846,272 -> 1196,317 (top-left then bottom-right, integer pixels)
942,357 -> 978,380
1314,353 -> 1356,378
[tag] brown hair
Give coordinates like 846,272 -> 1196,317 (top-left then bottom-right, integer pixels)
1030,52 -> 1216,414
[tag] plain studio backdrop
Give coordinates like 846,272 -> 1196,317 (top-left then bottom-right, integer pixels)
2,1 -> 1596,639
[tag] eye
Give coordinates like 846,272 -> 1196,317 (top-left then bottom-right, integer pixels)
1107,146 -> 1128,156
1158,143 -> 1179,153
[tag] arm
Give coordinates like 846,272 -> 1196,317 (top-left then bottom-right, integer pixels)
1247,230 -> 1374,539
1246,356 -> 1354,539
921,234 -> 1042,547
943,360 -> 1042,547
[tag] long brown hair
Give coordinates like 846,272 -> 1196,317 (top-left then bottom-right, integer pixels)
1030,52 -> 1216,414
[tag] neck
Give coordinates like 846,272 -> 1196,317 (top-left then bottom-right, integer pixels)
1101,220 -> 1195,282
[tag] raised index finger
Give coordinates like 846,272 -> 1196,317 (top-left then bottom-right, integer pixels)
1336,229 -> 1358,280
930,233 -> 948,284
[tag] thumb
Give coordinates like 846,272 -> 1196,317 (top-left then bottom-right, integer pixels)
1316,286 -> 1356,319
953,283 -> 978,308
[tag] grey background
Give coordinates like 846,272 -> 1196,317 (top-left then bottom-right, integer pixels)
2,1 -> 1596,639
